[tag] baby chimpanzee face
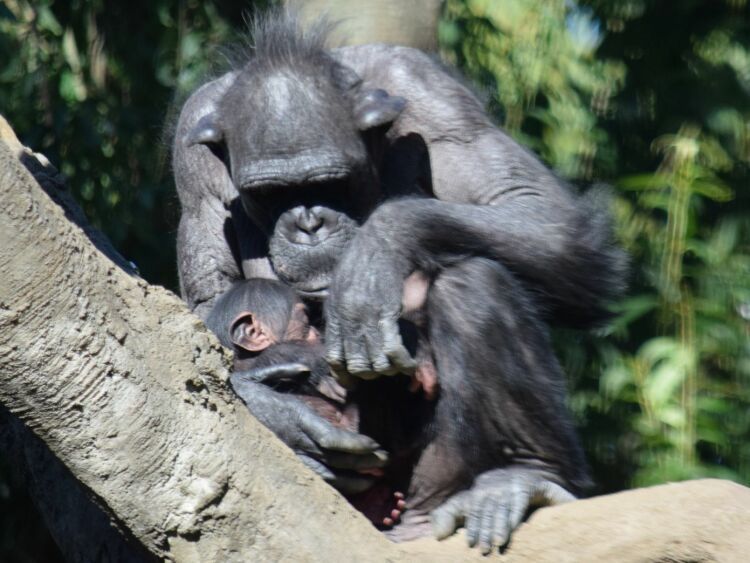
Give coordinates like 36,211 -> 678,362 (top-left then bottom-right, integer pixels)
283,302 -> 320,344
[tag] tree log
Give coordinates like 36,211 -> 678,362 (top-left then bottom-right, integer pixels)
0,123 -> 398,561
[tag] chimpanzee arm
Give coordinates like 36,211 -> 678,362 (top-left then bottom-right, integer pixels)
326,194 -> 623,377
403,258 -> 589,552
174,72 -> 241,318
173,71 -> 275,320
229,374 -> 387,494
328,45 -> 624,376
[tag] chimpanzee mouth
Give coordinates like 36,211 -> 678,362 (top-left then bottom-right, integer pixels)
284,274 -> 332,299
297,287 -> 330,300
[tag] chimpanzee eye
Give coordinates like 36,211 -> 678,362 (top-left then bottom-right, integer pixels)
251,180 -> 353,219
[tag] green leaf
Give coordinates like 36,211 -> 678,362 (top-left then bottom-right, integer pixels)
618,173 -> 667,191
689,178 -> 733,202
37,6 -> 62,36
638,191 -> 672,211
607,294 -> 658,330
645,361 -> 686,406
59,69 -> 86,102
656,405 -> 686,429
62,28 -> 82,73
600,362 -> 633,398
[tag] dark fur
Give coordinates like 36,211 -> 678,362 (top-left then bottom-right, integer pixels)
173,10 -> 625,547
206,278 -> 298,350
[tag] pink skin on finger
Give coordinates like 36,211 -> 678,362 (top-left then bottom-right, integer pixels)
409,360 -> 439,400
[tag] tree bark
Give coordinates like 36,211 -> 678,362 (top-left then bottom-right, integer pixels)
286,0 -> 443,51
0,126 -> 398,561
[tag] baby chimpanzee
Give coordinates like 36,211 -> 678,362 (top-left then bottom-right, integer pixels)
206,278 -> 436,528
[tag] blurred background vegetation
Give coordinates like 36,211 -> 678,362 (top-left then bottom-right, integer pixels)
1,0 -> 748,559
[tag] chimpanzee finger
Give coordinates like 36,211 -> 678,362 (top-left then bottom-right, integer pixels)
298,453 -> 336,480
297,455 -> 374,495
466,495 -> 491,548
236,363 -> 310,385
506,488 -> 527,540
344,335 -> 378,380
532,480 -> 576,506
325,314 -> 366,382
299,409 -> 382,453
380,318 -> 416,374
490,497 -> 513,552
367,329 -> 394,375
324,316 -> 344,367
321,448 -> 389,471
479,496 -> 507,555
330,473 -> 378,495
430,492 -> 468,540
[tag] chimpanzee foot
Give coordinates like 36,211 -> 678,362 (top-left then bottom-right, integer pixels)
349,488 -> 407,528
430,467 -> 576,554
382,491 -> 407,527
384,510 -> 433,542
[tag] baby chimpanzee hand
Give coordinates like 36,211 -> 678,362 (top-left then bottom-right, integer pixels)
230,375 -> 388,495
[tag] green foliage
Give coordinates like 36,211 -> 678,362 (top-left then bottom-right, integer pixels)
603,126 -> 750,486
441,0 -> 625,179
442,0 -> 750,490
0,0 -> 266,287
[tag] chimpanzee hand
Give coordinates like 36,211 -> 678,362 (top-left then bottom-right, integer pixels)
325,230 -> 416,380
431,467 -> 576,555
230,375 -> 388,494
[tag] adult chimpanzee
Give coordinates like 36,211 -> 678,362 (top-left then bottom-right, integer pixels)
208,276 -> 579,547
173,11 -> 625,552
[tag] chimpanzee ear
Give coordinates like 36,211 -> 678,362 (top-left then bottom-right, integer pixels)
229,312 -> 274,352
186,113 -> 223,147
354,89 -> 406,130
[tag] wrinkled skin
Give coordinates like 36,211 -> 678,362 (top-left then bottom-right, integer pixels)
205,278 -> 389,494
211,278 -> 431,514
173,13 -> 625,551
431,468 -> 576,555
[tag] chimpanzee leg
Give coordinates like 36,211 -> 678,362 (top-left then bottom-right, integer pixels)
397,257 -> 590,542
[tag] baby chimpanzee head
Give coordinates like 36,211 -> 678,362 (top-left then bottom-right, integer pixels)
206,278 -> 319,357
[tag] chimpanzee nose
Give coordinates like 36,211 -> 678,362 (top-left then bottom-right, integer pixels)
297,208 -> 324,234
278,205 -> 335,244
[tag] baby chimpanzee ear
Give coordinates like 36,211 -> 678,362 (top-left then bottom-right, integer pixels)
230,312 -> 274,353
354,89 -> 406,130
186,112 -> 224,147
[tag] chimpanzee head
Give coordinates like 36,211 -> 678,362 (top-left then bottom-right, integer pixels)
186,15 -> 405,296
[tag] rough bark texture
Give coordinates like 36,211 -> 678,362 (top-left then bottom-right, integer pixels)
0,122 -> 395,561
506,478 -> 750,562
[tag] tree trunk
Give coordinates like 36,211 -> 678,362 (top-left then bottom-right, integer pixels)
0,124 -> 398,561
286,0 -> 443,50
